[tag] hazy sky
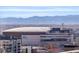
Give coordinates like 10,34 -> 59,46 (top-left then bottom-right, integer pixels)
0,6 -> 79,18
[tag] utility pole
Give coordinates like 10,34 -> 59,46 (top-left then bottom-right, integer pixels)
61,23 -> 64,30
71,32 -> 75,45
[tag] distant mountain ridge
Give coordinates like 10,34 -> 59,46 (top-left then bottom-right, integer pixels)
0,15 -> 79,24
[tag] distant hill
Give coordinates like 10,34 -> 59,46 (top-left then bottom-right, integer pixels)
0,15 -> 79,24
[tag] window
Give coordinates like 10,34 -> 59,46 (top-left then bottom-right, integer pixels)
41,38 -> 67,42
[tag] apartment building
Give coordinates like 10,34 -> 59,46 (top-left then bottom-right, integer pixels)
0,35 -> 21,53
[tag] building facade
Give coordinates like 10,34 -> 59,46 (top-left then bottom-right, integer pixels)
0,35 -> 21,53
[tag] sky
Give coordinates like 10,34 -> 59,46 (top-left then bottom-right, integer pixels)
0,6 -> 79,18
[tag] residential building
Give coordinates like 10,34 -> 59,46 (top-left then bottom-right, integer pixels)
0,35 -> 21,53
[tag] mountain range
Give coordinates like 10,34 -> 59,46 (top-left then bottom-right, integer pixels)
0,15 -> 79,24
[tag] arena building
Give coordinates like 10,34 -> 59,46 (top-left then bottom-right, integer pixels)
3,27 -> 75,46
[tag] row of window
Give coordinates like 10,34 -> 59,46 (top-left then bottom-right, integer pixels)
49,28 -> 72,33
41,35 -> 70,37
41,39 -> 67,41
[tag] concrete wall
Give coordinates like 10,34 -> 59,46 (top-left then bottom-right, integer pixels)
22,35 -> 41,46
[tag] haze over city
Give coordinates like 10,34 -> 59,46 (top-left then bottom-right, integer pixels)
0,6 -> 79,24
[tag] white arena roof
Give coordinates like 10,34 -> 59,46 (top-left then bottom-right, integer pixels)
3,27 -> 51,32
